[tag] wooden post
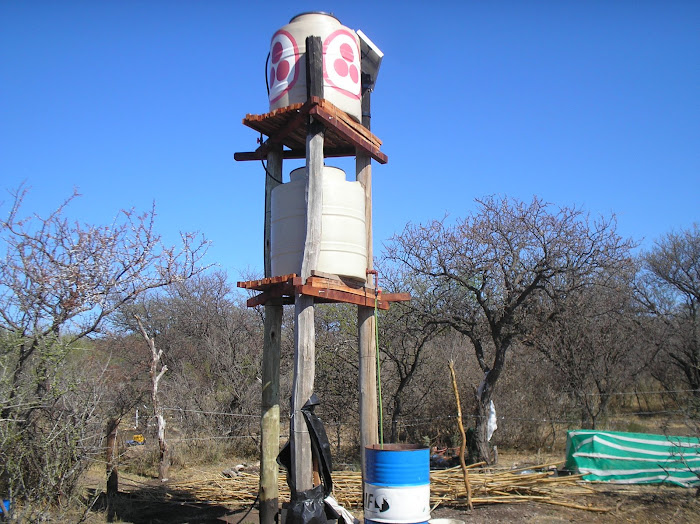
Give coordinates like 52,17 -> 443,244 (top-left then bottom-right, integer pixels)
260,145 -> 282,524
290,35 -> 324,496
357,82 -> 379,480
264,146 -> 283,278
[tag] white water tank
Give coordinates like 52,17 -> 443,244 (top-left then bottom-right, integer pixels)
271,166 -> 367,282
267,12 -> 362,121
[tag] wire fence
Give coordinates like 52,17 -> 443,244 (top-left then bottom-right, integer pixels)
109,392 -> 698,448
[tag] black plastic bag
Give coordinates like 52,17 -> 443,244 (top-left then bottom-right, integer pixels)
277,394 -> 339,523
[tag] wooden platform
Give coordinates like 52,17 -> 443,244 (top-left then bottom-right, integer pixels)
234,97 -> 388,164
237,273 -> 410,310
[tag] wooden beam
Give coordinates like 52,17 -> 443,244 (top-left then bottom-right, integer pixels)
253,99 -> 318,159
310,102 -> 388,164
236,96 -> 387,164
380,292 -> 412,302
296,284 -> 390,310
234,147 -> 356,162
240,274 -> 405,309
241,99 -> 382,148
292,293 -> 315,494
306,36 -> 324,99
264,147 -> 283,277
357,83 -> 379,482
238,274 -> 299,290
260,302 -> 282,522
291,35 -> 324,497
260,145 -> 282,524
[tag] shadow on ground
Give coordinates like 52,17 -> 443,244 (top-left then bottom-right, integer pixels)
87,487 -> 245,524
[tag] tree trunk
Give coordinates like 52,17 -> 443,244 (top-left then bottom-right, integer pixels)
135,315 -> 170,481
105,417 -> 120,521
105,417 -> 120,495
390,395 -> 403,443
472,365 -> 502,465
472,390 -> 492,464
156,413 -> 170,481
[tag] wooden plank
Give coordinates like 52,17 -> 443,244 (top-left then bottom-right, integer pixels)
317,97 -> 382,146
248,294 -> 295,307
296,285 -> 390,310
310,103 -> 388,164
237,98 -> 387,164
237,274 -> 298,290
243,102 -> 306,123
247,293 -> 268,308
242,100 -> 383,150
246,285 -> 396,309
254,100 -> 318,158
380,292 -> 412,302
307,277 -> 373,296
235,147 -> 356,162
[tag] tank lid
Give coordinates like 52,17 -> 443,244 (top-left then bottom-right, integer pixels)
289,11 -> 340,23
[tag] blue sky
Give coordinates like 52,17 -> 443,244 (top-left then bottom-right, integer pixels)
2,1 -> 698,280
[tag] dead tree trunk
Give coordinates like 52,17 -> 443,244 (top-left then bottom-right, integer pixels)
105,417 -> 120,521
135,315 -> 170,481
105,417 -> 120,495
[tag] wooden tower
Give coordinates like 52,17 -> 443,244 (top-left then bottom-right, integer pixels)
236,31 -> 406,524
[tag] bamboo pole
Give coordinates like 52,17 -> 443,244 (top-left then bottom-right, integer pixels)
449,360 -> 473,510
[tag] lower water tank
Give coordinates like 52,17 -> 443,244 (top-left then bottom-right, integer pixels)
271,166 -> 367,282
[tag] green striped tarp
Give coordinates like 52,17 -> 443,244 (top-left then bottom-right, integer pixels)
564,429 -> 700,487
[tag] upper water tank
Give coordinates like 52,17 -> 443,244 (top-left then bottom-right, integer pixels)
267,12 -> 362,122
271,166 -> 367,282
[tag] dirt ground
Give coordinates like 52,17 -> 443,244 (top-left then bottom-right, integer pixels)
218,484 -> 699,524
428,484 -> 699,524
69,454 -> 698,524
70,484 -> 700,524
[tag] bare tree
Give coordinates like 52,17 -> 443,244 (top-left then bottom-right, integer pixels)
135,315 -> 170,481
113,272 -> 265,447
385,195 -> 633,463
642,224 -> 700,396
0,185 -> 208,505
377,297 -> 446,444
313,304 -> 360,453
0,186 -> 208,403
525,269 -> 653,428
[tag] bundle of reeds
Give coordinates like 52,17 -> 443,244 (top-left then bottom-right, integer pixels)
163,462 -> 610,513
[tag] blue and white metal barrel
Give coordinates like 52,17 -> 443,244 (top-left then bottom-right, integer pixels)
364,444 -> 431,524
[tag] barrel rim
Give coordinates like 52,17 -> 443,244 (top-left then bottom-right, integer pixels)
289,11 -> 340,24
366,443 -> 429,452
